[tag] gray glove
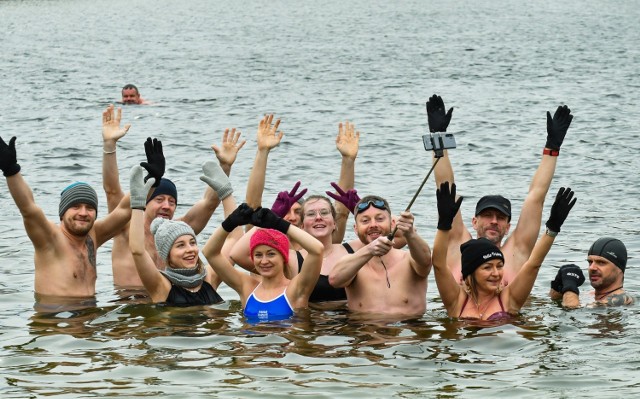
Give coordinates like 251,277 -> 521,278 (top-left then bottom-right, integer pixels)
130,165 -> 156,209
200,161 -> 233,200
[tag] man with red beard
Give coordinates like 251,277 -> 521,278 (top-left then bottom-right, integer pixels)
329,195 -> 432,317
0,136 -> 133,298
549,237 -> 633,307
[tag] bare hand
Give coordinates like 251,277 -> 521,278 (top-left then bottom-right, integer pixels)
212,128 -> 246,168
102,104 -> 130,143
394,211 -> 416,236
368,236 -> 393,257
336,121 -> 359,160
257,114 -> 284,151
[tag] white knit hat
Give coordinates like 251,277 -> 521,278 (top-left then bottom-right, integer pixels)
150,218 -> 197,261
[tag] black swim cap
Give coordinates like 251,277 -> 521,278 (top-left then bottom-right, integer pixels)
588,237 -> 627,272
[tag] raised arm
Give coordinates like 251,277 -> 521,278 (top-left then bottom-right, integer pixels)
181,127 -> 245,234
202,204 -> 255,298
1,136 -> 56,250
507,105 -> 573,271
93,192 -> 132,247
245,115 -> 283,210
506,187 -> 577,311
128,166 -> 169,302
433,182 -> 465,316
396,210 -> 432,277
101,104 -> 130,212
332,121 -> 359,243
286,224 -> 323,306
428,95 -> 469,274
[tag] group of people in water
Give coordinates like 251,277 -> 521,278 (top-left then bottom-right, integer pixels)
0,86 -> 632,323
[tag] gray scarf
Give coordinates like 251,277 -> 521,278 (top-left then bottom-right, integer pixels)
160,264 -> 207,289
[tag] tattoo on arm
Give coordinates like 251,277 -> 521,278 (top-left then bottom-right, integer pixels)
605,293 -> 633,306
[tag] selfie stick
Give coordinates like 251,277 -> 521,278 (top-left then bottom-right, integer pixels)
387,155 -> 444,240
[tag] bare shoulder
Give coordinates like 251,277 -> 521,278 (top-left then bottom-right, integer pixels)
604,292 -> 634,306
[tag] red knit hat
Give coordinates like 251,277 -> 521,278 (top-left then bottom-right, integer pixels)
250,228 -> 290,264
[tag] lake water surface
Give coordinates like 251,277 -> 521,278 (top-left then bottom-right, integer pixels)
1,0 -> 639,397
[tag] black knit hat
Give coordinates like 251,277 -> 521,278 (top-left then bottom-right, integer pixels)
147,178 -> 178,204
461,238 -> 505,279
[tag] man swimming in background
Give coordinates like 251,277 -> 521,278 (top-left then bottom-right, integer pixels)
328,195 -> 432,317
549,237 -> 633,307
429,94 -> 574,285
121,84 -> 147,105
0,135 -> 137,298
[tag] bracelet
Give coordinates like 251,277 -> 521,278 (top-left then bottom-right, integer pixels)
103,148 -> 117,154
543,148 -> 559,156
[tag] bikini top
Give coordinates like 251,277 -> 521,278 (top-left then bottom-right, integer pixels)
164,281 -> 223,307
458,294 -> 512,321
244,285 -> 294,322
296,242 -> 353,303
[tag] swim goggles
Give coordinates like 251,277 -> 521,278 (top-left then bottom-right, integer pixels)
355,199 -> 388,215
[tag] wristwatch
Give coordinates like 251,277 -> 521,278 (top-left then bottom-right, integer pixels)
545,228 -> 559,237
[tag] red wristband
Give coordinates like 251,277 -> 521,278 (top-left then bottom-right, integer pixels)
543,148 -> 560,156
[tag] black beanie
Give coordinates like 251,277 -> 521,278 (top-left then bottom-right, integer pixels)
588,237 -> 627,272
147,178 -> 178,205
461,238 -> 505,279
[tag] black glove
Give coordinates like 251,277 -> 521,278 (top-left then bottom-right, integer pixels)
140,137 -> 165,187
545,105 -> 573,150
426,94 -> 454,133
553,264 -> 585,295
251,207 -> 291,234
221,203 -> 255,232
545,187 -> 576,233
436,182 -> 463,230
0,136 -> 21,177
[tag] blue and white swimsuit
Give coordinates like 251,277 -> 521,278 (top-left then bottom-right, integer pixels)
244,285 -> 294,322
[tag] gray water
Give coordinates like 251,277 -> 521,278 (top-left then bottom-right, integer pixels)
1,0 -> 639,397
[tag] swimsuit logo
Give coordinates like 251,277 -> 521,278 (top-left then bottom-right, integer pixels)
258,310 -> 269,320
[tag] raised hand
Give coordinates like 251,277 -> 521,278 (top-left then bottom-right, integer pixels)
102,104 -> 130,144
200,160 -> 233,200
326,182 -> 360,214
545,105 -> 573,150
129,165 -> 156,209
336,121 -> 360,160
211,127 -> 246,169
545,187 -> 577,233
0,136 -> 20,177
270,181 -> 307,217
251,207 -> 291,234
221,203 -> 255,232
140,137 -> 165,187
256,114 -> 284,151
436,182 -> 463,231
426,94 -> 454,133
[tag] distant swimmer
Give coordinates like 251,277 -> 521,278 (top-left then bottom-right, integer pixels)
549,238 -> 634,307
0,135 -> 137,298
121,84 -> 148,105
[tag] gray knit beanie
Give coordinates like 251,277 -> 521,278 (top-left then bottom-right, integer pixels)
150,218 -> 197,261
59,182 -> 98,219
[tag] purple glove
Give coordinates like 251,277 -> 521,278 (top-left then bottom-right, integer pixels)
326,182 -> 360,214
270,181 -> 307,217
